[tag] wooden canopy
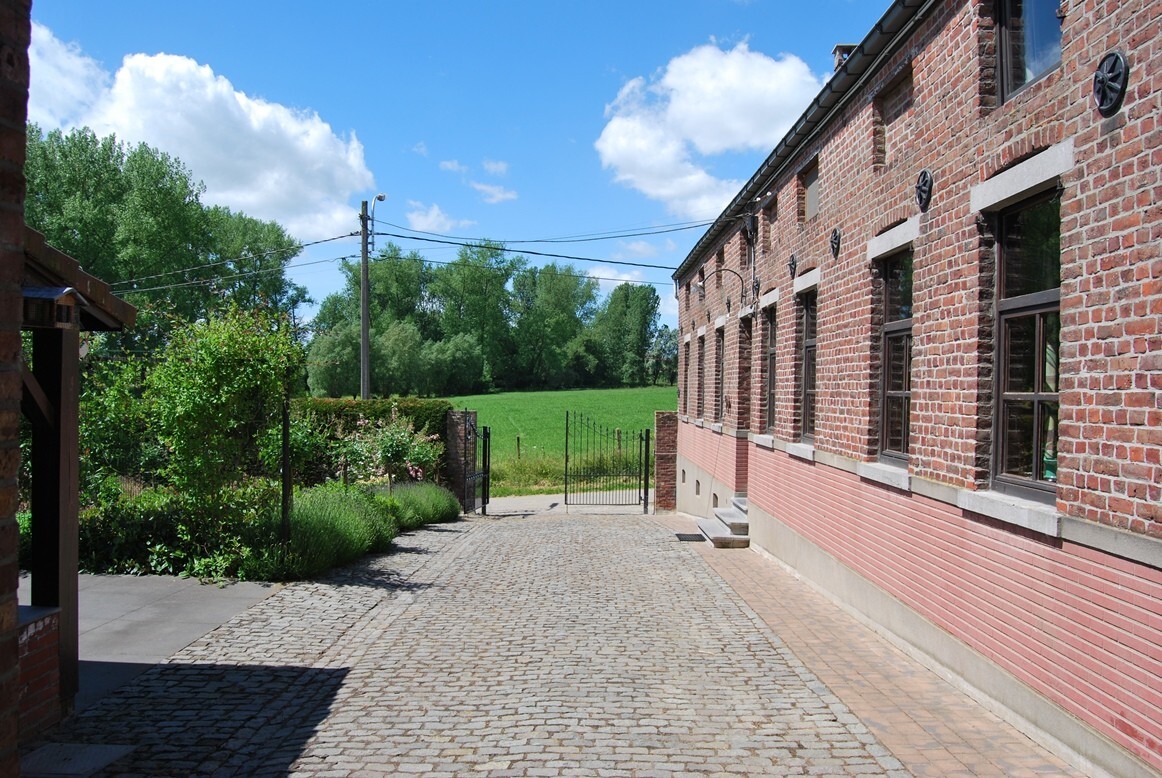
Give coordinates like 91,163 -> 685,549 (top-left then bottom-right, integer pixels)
20,226 -> 136,708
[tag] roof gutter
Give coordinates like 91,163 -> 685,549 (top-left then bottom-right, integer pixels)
674,0 -> 938,281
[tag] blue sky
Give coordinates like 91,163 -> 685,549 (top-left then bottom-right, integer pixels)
29,1 -> 889,327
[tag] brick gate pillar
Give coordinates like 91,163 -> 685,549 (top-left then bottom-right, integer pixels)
654,411 -> 678,511
445,410 -> 477,511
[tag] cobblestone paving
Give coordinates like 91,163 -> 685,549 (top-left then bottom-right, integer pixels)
40,515 -> 909,777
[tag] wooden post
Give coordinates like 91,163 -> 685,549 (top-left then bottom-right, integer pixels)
28,328 -> 80,703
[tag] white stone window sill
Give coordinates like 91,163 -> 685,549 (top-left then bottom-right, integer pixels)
957,489 -> 1061,537
856,460 -> 910,491
786,442 -> 815,462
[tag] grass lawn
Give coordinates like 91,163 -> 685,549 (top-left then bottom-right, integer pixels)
443,385 -> 677,495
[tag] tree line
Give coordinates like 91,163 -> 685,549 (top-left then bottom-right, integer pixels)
25,126 -> 678,394
308,243 -> 678,397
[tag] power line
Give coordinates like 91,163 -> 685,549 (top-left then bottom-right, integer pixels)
125,254 -> 357,295
375,232 -> 678,271
379,219 -> 713,245
110,233 -> 357,289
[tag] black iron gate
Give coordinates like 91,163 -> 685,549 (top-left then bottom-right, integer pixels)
563,411 -> 650,512
462,415 -> 490,514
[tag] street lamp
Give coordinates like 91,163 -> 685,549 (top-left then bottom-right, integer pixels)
694,267 -> 760,311
360,193 -> 387,400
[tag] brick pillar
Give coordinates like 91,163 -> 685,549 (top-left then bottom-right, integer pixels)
0,1 -> 30,773
654,411 -> 678,511
445,410 -> 477,511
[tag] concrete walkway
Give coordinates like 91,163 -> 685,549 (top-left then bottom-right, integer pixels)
22,500 -> 1082,777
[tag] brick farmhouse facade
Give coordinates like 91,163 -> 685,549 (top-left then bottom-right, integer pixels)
673,1 -> 1160,775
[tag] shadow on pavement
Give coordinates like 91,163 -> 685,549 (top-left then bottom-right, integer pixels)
31,662 -> 348,776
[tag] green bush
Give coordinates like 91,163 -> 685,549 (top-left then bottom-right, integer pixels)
390,482 -> 462,530
77,481 -> 278,577
239,482 -> 398,581
17,511 -> 31,571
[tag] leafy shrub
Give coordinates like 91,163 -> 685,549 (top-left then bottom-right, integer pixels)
17,511 -> 31,571
390,482 -> 461,530
239,482 -> 398,581
292,397 -> 451,448
78,481 -> 277,577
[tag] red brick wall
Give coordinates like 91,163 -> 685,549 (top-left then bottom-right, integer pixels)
682,0 -> 1160,539
1055,2 -> 1162,536
653,411 -> 677,510
18,612 -> 61,739
0,1 -> 29,773
676,0 -> 1162,770
758,451 -> 1162,770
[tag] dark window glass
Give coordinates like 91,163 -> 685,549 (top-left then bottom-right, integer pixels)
995,193 -> 1060,495
697,337 -> 705,419
1000,0 -> 1062,99
682,342 -> 690,415
765,308 -> 776,432
715,329 -> 725,422
800,292 -> 817,440
880,252 -> 913,459
1002,195 -> 1060,297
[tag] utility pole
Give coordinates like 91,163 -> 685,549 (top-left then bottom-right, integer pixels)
359,200 -> 370,400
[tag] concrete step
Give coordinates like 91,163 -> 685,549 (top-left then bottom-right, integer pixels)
713,506 -> 750,536
732,496 -> 748,514
697,518 -> 750,549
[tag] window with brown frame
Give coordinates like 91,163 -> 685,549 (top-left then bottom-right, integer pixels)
714,328 -> 725,423
879,252 -> 913,461
765,307 -> 777,432
994,192 -> 1060,498
696,335 -> 705,419
997,0 -> 1062,101
799,291 -> 817,440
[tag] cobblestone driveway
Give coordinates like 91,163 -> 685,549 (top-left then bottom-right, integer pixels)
34,511 -> 1078,777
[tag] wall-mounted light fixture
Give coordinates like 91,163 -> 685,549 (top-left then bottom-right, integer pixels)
787,254 -> 798,279
693,266 -> 760,307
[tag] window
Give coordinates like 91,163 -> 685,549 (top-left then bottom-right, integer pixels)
801,161 -> 820,221
799,292 -> 818,440
714,329 -> 725,422
998,0 -> 1062,100
682,341 -> 690,415
765,307 -> 777,431
995,192 -> 1060,496
697,336 -> 705,419
880,252 -> 913,460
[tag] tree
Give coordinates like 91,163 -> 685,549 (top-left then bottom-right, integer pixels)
647,324 -> 679,385
511,263 -> 599,388
25,126 -> 306,347
147,306 -> 305,494
431,242 -> 523,387
376,319 -> 423,396
592,283 -> 660,386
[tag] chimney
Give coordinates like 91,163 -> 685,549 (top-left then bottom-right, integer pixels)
832,44 -> 857,72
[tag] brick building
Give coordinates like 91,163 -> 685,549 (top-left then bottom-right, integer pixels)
673,1 -> 1160,775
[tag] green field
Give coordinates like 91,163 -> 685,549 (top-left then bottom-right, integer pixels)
443,385 -> 677,495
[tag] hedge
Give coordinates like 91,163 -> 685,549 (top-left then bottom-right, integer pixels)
291,397 -> 452,439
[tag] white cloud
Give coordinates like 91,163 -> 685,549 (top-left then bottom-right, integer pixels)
29,21 -> 109,128
28,24 -> 374,242
588,266 -> 645,297
440,159 -> 468,173
470,181 -> 518,204
412,141 -> 428,156
596,40 -> 822,220
482,159 -> 508,176
615,240 -> 659,259
405,201 -> 474,233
